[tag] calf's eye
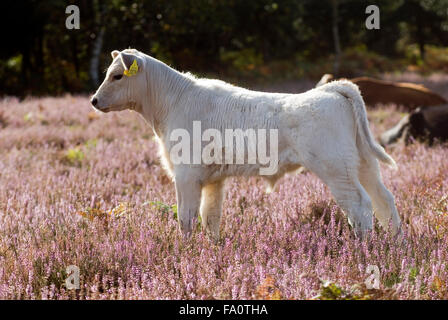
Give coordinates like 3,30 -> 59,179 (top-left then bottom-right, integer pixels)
113,74 -> 123,80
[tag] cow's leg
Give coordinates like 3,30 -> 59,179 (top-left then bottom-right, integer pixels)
200,180 -> 225,241
359,159 -> 401,235
174,173 -> 202,237
327,176 -> 373,237
403,126 -> 413,145
380,114 -> 410,146
302,153 -> 373,236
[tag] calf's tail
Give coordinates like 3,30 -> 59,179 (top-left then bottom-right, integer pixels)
318,80 -> 397,169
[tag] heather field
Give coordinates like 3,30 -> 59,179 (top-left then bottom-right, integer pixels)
0,78 -> 447,300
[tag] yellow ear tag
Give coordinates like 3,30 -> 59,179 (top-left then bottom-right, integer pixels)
124,59 -> 139,77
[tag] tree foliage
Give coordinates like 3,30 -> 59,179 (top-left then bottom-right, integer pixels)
1,0 -> 448,96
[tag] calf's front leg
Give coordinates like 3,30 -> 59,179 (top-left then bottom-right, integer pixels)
200,180 -> 224,241
175,175 -> 202,237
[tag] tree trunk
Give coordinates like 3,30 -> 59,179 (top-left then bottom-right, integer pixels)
331,0 -> 341,76
89,0 -> 106,88
72,35 -> 80,78
416,19 -> 425,61
89,27 -> 104,87
418,40 -> 425,61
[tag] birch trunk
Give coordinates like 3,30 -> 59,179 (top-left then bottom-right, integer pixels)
89,0 -> 106,87
331,0 -> 341,76
89,27 -> 104,87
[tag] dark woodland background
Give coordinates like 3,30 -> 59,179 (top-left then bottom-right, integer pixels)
2,0 -> 448,96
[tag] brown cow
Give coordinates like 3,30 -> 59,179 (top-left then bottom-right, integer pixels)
316,74 -> 447,110
380,104 -> 448,146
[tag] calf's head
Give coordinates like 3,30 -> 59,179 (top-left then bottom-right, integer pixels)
91,50 -> 145,112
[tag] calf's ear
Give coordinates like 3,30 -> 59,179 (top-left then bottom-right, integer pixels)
111,50 -> 120,59
120,52 -> 142,73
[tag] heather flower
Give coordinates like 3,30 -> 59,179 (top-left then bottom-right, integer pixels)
0,92 -> 447,299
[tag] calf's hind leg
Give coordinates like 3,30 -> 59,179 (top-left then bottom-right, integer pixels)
302,153 -> 374,236
326,176 -> 374,236
359,159 -> 401,234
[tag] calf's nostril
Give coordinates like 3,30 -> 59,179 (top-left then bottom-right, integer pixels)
91,98 -> 98,106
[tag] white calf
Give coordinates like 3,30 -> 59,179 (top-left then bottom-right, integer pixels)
92,49 -> 401,239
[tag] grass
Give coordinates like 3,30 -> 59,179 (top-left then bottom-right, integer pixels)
0,79 -> 447,299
